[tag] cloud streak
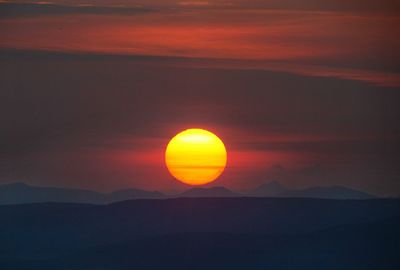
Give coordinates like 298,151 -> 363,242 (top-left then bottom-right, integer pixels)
3,1 -> 400,13
0,2 -> 153,18
0,8 -> 398,86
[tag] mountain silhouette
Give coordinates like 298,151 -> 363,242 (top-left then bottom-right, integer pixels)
250,180 -> 289,196
249,181 -> 374,199
0,182 -> 164,205
108,188 -> 164,200
0,182 -> 375,205
177,186 -> 240,198
282,185 -> 374,199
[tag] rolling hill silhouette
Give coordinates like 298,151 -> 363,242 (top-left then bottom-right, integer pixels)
249,181 -> 374,199
0,181 -> 374,205
177,186 -> 240,198
0,182 -> 164,205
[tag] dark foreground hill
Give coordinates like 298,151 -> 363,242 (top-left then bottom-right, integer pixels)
0,198 -> 399,270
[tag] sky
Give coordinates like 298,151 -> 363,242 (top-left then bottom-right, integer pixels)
0,0 -> 399,195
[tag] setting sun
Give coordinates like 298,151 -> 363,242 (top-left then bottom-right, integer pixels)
165,129 -> 227,185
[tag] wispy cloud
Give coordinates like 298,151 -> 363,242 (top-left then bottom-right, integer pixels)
0,2 -> 152,17
1,7 -> 398,86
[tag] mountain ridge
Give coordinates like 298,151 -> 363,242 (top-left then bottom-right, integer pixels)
0,182 -> 164,205
177,186 -> 241,198
0,181 -> 375,205
248,181 -> 374,199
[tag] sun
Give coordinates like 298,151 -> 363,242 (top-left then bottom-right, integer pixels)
165,128 -> 227,185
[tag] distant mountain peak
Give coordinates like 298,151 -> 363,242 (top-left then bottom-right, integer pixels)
264,180 -> 284,188
249,181 -> 374,200
250,181 -> 288,197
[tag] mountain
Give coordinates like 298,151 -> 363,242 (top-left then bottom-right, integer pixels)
0,182 -> 375,205
0,182 -> 104,204
177,186 -> 241,198
249,181 -> 374,199
283,186 -> 374,199
108,189 -> 164,201
250,181 -> 289,197
0,182 -> 165,205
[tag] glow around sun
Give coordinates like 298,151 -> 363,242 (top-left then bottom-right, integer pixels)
165,129 -> 227,185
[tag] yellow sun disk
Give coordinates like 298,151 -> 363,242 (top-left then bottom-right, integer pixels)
165,129 -> 227,185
